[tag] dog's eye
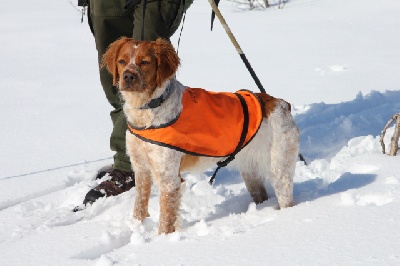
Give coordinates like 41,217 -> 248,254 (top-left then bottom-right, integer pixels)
118,59 -> 127,65
140,60 -> 150,66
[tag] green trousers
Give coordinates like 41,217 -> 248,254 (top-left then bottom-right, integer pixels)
88,0 -> 192,171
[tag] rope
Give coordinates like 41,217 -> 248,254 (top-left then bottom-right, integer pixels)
0,157 -> 113,181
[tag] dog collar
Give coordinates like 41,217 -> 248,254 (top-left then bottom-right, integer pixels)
140,82 -> 172,109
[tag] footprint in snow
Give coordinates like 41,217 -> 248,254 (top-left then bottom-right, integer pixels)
340,191 -> 395,207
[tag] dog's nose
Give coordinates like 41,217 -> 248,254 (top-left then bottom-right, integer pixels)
123,71 -> 136,84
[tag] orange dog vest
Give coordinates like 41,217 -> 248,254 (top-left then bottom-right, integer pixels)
128,88 -> 264,157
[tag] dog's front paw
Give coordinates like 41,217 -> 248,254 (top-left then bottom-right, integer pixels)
158,220 -> 177,235
133,207 -> 150,222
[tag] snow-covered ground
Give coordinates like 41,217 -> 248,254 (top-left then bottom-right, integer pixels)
1,0 -> 399,265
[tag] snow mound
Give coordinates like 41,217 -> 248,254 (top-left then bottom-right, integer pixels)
296,90 -> 400,160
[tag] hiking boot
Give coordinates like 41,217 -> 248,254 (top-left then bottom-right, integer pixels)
95,164 -> 113,180
82,169 -> 135,205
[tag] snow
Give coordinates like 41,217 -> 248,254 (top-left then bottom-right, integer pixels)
0,0 -> 399,265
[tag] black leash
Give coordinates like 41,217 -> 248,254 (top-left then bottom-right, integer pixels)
208,0 -> 266,94
209,93 -> 250,185
176,10 -> 187,55
208,0 -> 307,181
77,0 -> 88,23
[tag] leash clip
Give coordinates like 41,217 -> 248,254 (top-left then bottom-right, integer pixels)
81,6 -> 86,23
209,155 -> 235,185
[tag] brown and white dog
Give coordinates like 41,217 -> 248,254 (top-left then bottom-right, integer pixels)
102,37 -> 299,234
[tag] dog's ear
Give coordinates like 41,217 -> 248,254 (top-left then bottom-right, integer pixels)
101,37 -> 132,86
154,38 -> 180,87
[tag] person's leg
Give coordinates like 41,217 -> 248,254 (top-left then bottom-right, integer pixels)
132,0 -> 194,41
75,0 -> 137,209
89,0 -> 193,173
89,0 -> 134,172
79,0 -> 193,207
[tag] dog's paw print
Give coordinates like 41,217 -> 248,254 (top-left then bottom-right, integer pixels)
340,191 -> 395,207
193,219 -> 209,237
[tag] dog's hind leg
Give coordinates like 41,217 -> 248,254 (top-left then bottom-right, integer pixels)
133,171 -> 152,221
269,168 -> 294,209
268,104 -> 299,209
241,171 -> 268,204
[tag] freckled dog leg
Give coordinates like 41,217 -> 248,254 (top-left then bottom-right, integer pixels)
269,146 -> 296,209
157,178 -> 184,234
269,172 -> 293,209
268,137 -> 297,209
133,171 -> 152,221
268,103 -> 299,209
242,172 -> 268,204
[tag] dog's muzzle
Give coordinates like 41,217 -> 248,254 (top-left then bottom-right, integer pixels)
120,66 -> 143,91
123,70 -> 136,85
